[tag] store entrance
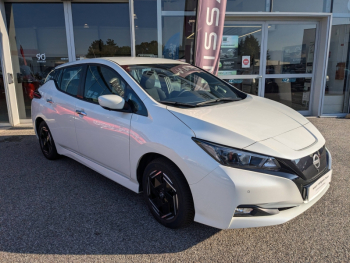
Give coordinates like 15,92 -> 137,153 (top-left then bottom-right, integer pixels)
218,20 -> 318,115
0,47 -> 9,124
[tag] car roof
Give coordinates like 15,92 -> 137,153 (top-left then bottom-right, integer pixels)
56,57 -> 187,69
105,57 -> 187,65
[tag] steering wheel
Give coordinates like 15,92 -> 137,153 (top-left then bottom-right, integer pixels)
177,89 -> 191,97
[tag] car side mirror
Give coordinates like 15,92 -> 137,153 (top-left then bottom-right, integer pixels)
98,94 -> 131,112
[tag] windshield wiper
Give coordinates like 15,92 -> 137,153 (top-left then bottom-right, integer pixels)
195,97 -> 242,106
159,101 -> 196,107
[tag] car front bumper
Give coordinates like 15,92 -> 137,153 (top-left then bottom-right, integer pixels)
190,164 -> 332,230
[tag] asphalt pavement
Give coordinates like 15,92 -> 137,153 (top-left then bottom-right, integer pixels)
0,118 -> 349,262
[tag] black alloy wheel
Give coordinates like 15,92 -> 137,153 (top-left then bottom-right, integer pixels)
147,170 -> 178,220
38,121 -> 59,160
143,157 -> 195,229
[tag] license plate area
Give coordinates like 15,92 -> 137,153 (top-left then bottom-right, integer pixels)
305,171 -> 332,202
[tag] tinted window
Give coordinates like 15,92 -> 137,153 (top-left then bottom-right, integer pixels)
84,65 -> 127,102
72,3 -> 131,59
45,70 -> 56,83
59,66 -> 83,96
84,65 -> 147,116
226,0 -> 266,12
5,3 -> 69,119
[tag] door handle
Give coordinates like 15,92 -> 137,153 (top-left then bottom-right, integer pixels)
76,110 -> 87,116
46,99 -> 53,104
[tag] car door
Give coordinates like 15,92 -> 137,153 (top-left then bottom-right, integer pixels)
44,65 -> 83,152
74,64 -> 133,177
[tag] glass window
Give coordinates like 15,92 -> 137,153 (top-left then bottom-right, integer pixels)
125,63 -> 246,107
219,24 -> 262,76
45,70 -> 56,84
162,0 -> 197,11
324,18 -> 350,114
223,79 -> 259,95
84,65 -> 147,115
332,0 -> 350,14
5,3 -> 69,119
264,78 -> 311,111
266,24 -> 317,74
272,0 -> 330,12
226,0 -> 266,12
0,66 -> 9,123
134,0 -> 158,57
162,16 -> 196,63
72,3 -> 131,59
84,65 -> 127,102
59,66 -> 83,96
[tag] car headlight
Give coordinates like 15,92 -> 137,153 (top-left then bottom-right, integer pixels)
193,138 -> 281,171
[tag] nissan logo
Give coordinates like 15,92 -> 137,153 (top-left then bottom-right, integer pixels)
313,153 -> 321,169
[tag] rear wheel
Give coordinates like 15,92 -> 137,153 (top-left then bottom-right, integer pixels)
38,121 -> 59,160
142,157 -> 195,229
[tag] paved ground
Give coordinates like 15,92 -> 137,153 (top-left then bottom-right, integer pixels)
0,118 -> 349,262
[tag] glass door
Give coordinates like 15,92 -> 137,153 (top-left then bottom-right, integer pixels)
218,22 -> 264,96
219,20 -> 319,115
5,3 -> 69,120
262,22 -> 318,115
0,50 -> 9,123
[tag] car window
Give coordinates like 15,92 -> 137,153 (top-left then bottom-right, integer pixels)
45,70 -> 56,83
125,64 -> 246,107
124,85 -> 147,116
84,65 -> 147,116
84,65 -> 126,103
45,69 -> 62,85
59,66 -> 83,96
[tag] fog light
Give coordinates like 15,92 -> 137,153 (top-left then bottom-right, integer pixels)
234,206 -> 281,217
234,207 -> 253,215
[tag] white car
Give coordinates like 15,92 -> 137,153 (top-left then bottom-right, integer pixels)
31,57 -> 332,229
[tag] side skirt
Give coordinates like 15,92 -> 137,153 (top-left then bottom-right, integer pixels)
56,144 -> 140,193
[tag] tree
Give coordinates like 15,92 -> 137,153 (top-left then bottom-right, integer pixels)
86,39 -> 131,58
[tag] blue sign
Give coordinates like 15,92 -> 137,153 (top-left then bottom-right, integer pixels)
163,33 -> 180,60
228,79 -> 243,84
282,78 -> 296,83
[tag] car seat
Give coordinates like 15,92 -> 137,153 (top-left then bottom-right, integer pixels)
110,77 -> 125,97
140,71 -> 166,101
158,73 -> 181,98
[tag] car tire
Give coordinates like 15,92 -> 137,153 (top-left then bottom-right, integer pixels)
142,157 -> 195,229
38,121 -> 60,160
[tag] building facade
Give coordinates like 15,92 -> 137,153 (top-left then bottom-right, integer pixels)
0,0 -> 349,127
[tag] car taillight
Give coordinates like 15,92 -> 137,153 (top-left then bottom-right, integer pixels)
33,90 -> 42,99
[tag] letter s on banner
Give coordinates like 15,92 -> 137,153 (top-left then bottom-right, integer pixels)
195,0 -> 227,76
206,7 -> 219,26
204,32 -> 217,50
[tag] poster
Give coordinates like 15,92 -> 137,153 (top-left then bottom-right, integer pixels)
218,35 -> 239,75
282,44 -> 306,73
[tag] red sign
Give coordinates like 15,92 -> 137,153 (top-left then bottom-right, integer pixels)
243,59 -> 249,65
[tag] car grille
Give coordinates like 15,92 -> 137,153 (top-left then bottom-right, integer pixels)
277,145 -> 330,200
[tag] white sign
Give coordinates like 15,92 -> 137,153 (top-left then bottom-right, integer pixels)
242,56 -> 250,68
36,53 -> 46,63
307,171 -> 332,201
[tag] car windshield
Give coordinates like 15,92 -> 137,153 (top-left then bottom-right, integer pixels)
124,64 -> 246,107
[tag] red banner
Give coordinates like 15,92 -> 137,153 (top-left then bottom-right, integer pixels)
195,0 -> 227,76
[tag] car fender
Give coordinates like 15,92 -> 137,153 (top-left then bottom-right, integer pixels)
129,97 -> 219,186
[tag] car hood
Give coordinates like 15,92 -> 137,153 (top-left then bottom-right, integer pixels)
168,95 -> 324,158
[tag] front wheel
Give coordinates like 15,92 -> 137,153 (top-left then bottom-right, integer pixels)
38,121 -> 59,160
142,157 -> 195,229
